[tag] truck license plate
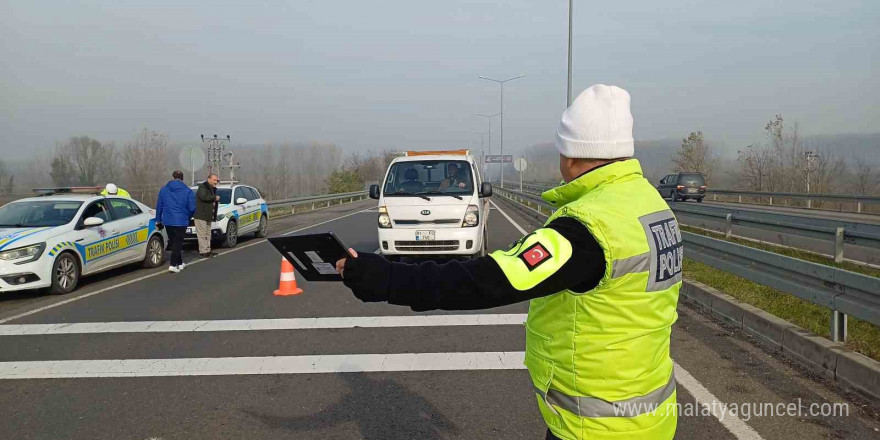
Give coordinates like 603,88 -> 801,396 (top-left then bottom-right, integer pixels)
416,230 -> 435,241
186,227 -> 195,234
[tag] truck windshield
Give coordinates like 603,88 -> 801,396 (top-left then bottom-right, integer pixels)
383,160 -> 473,197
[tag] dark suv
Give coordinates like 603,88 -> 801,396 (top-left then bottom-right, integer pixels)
657,172 -> 706,202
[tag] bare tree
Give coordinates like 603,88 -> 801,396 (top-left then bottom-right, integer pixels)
853,155 -> 878,195
121,129 -> 169,191
54,136 -> 115,186
736,144 -> 773,191
672,131 -> 717,184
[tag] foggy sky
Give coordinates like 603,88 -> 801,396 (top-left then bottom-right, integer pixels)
1,0 -> 878,160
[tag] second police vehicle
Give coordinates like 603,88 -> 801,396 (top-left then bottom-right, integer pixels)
0,188 -> 167,295
186,183 -> 268,248
370,150 -> 493,260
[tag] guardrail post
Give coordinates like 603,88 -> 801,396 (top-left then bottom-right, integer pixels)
857,202 -> 862,213
769,196 -> 773,206
834,227 -> 845,263
807,198 -> 812,209
831,311 -> 847,343
724,214 -> 733,239
738,195 -> 742,203
713,194 -> 717,201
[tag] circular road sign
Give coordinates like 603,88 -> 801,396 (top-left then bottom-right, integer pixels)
179,145 -> 206,172
514,157 -> 528,172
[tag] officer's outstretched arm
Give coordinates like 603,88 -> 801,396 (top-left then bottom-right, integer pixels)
341,217 -> 605,311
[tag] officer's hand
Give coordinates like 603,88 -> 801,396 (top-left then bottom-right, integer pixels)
457,182 -> 466,189
155,222 -> 164,230
215,196 -> 220,202
335,248 -> 358,278
337,250 -> 392,302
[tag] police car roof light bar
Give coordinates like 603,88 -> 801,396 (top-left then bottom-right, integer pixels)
32,187 -> 104,196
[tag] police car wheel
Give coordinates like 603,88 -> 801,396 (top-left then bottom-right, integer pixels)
143,235 -> 165,268
49,253 -> 79,295
255,216 -> 268,238
223,221 -> 238,248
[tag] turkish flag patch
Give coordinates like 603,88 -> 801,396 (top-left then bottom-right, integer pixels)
519,242 -> 552,271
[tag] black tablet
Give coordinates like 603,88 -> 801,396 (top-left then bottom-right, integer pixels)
268,233 -> 353,281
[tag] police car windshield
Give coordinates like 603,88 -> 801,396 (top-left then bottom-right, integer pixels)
0,200 -> 83,227
384,160 -> 473,196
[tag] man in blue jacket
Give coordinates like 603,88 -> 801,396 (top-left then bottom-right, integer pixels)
156,170 -> 196,273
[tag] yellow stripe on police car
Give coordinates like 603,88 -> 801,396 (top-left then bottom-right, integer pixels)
83,228 -> 148,261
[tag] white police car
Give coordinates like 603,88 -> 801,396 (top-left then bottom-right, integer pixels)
0,188 -> 168,295
186,183 -> 268,248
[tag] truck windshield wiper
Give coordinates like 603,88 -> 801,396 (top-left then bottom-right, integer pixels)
394,190 -> 431,201
418,191 -> 463,200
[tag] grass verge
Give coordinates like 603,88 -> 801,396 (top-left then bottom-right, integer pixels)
683,259 -> 880,361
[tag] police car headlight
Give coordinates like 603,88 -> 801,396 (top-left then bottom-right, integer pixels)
462,205 -> 479,227
378,206 -> 392,229
0,243 -> 46,264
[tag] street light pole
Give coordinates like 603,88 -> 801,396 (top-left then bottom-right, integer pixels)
567,0 -> 574,107
475,112 -> 500,179
478,74 -> 525,188
472,130 -> 488,172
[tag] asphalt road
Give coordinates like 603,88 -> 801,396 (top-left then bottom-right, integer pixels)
1,198 -> 878,439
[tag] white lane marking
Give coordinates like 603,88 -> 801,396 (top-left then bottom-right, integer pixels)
281,209 -> 373,236
490,200 -> 528,235
497,199 -> 765,440
0,207 -> 374,325
0,352 -> 526,379
0,314 -> 528,336
674,362 -> 764,440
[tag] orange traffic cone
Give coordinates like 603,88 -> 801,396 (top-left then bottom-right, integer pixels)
274,258 -> 303,296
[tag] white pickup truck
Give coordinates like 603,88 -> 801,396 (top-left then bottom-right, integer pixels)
369,150 -> 493,260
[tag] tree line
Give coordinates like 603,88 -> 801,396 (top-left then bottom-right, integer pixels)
3,129 -> 397,207
520,114 -> 878,197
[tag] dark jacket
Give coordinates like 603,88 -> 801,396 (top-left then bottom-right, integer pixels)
194,181 -> 218,222
156,179 -> 196,227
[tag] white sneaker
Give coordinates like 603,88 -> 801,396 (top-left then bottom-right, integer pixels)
168,265 -> 181,273
179,262 -> 186,270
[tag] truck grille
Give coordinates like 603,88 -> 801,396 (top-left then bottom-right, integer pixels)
394,219 -> 460,225
394,240 -> 460,252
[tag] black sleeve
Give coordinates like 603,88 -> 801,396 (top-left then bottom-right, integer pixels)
342,216 -> 606,311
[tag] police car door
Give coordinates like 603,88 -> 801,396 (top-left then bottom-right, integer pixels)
236,187 -> 259,234
74,200 -> 119,274
106,198 -> 150,262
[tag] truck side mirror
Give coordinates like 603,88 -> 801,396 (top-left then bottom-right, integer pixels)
369,184 -> 380,199
480,182 -> 493,198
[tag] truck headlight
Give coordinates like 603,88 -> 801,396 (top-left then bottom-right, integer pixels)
462,205 -> 479,227
378,206 -> 392,229
0,243 -> 46,264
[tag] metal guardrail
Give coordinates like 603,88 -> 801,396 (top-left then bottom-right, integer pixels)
266,191 -> 368,216
669,202 -> 880,263
493,186 -> 880,342
511,180 -> 880,213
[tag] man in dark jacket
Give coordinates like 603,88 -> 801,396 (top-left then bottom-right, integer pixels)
195,174 -> 220,258
156,170 -> 196,273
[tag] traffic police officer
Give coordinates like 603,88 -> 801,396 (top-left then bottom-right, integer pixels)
101,183 -> 131,198
336,84 -> 681,440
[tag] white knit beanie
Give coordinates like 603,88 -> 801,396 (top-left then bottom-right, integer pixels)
556,84 -> 634,159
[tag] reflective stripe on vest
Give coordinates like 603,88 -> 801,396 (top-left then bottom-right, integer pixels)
535,372 -> 676,418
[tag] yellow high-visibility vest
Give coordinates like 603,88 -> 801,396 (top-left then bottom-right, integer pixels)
523,159 -> 680,440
